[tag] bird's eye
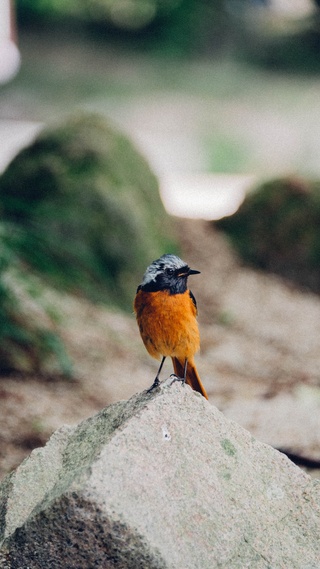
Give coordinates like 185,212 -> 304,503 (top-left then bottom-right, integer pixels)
166,268 -> 174,276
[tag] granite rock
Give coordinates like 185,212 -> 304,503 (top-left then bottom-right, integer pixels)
0,379 -> 319,568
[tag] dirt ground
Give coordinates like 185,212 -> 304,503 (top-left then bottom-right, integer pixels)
1,219 -> 320,481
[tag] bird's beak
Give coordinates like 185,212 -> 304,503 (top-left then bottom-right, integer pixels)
177,267 -> 200,277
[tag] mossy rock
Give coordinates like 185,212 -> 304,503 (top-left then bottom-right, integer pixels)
215,177 -> 320,293
0,112 -> 177,374
0,222 -> 72,375
0,113 -> 177,311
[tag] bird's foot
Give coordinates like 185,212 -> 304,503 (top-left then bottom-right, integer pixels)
169,374 -> 185,386
146,377 -> 161,394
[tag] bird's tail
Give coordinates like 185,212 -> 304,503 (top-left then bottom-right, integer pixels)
171,357 -> 208,400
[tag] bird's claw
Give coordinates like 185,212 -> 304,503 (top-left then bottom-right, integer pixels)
169,374 -> 185,385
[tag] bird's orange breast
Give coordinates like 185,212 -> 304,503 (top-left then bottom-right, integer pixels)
134,289 -> 200,361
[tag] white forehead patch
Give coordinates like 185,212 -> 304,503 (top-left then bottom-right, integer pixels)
141,254 -> 186,286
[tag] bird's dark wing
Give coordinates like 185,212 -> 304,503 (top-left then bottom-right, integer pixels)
189,290 -> 197,311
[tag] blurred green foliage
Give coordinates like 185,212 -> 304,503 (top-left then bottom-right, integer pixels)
206,132 -> 248,174
0,222 -> 72,375
240,23 -> 320,73
0,112 -> 177,374
16,0 -> 320,68
227,1 -> 320,73
216,177 -> 320,293
16,0 -> 226,56
17,0 -> 178,21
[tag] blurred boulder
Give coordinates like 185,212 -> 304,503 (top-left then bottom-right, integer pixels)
0,112 -> 176,311
216,176 -> 320,294
1,381 -> 320,568
0,222 -> 71,375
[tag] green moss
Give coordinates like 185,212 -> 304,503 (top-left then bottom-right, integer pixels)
216,176 -> 320,294
220,438 -> 237,458
0,223 -> 72,375
0,112 -> 177,374
0,113 -> 177,311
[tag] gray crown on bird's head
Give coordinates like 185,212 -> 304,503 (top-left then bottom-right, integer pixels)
141,254 -> 187,286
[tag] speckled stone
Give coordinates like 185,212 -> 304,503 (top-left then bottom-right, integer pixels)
0,380 -> 319,568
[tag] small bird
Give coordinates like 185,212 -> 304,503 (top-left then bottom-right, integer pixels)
134,254 -> 208,399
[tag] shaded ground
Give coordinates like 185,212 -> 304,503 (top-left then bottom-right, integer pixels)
1,219 -> 320,481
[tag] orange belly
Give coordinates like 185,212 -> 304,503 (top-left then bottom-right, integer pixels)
134,289 -> 200,361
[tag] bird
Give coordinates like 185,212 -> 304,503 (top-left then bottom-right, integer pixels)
134,254 -> 208,399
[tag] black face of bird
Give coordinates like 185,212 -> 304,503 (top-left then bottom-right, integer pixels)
139,254 -> 200,294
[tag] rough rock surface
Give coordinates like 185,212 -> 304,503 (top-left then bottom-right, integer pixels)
0,380 -> 319,569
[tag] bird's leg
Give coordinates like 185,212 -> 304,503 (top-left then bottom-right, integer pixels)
183,358 -> 188,383
147,356 -> 166,393
170,359 -> 188,385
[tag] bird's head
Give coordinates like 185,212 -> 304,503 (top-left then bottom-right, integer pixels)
139,254 -> 200,294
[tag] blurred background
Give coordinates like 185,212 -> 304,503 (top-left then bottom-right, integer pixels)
1,0 -> 320,479
2,0 -> 320,215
